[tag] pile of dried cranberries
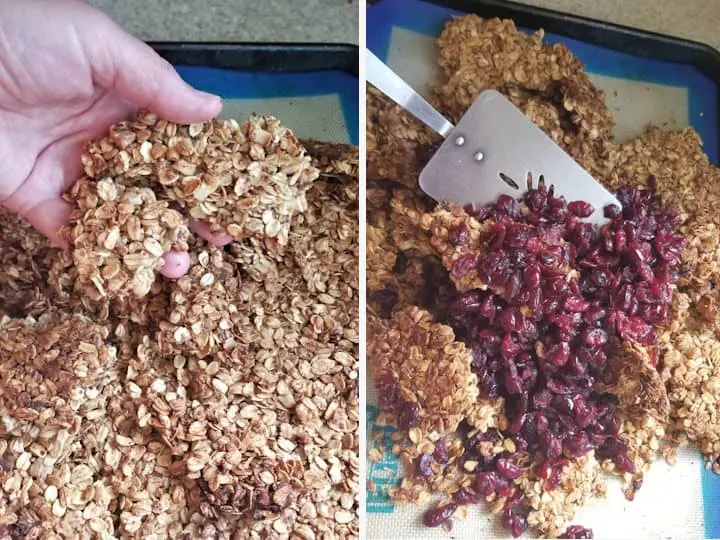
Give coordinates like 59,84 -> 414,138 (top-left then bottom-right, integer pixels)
421,179 -> 685,537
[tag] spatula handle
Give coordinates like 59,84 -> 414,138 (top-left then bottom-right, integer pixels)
366,50 -> 454,138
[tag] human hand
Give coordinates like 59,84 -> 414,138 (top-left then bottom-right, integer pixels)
0,0 -> 232,278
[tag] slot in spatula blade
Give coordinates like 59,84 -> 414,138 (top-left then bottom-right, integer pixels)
419,90 -> 620,224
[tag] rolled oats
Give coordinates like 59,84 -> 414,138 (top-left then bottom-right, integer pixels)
0,114 -> 358,538
63,178 -> 189,299
81,111 -> 319,259
368,307 -> 495,436
367,86 -> 440,189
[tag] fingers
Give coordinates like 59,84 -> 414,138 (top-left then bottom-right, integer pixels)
189,219 -> 234,246
22,197 -> 192,279
82,9 -> 222,124
22,201 -> 225,280
21,198 -> 71,249
160,250 -> 190,279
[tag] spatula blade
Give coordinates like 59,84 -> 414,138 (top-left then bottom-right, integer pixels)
418,90 -> 620,224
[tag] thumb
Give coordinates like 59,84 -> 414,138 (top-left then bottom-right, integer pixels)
82,11 -> 222,124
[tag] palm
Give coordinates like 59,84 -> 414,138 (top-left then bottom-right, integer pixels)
2,83 -> 136,242
11,90 -> 133,207
0,0 -> 222,262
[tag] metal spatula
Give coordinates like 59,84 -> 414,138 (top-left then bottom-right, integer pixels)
366,50 -> 620,223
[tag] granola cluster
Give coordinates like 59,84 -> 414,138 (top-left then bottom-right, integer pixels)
66,179 -> 190,299
65,112 -> 320,300
0,113 -> 358,538
369,307 -> 490,435
367,13 -> 720,537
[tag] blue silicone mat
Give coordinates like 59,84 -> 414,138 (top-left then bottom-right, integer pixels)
366,0 -> 720,538
174,65 -> 358,145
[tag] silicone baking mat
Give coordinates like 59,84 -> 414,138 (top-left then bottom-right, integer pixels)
366,0 -> 720,538
153,44 -> 359,145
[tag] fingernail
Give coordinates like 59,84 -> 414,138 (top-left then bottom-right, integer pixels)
195,90 -> 222,108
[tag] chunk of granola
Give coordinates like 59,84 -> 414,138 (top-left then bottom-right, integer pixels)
367,85 -> 440,188
435,16 -> 613,175
419,204 -> 493,292
63,178 -> 189,299
82,111 -> 319,258
523,455 -> 603,537
368,307 -> 481,435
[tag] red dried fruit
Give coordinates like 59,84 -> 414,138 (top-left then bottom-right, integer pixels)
581,327 -> 608,347
563,296 -> 590,313
479,294 -> 496,318
498,307 -> 522,333
433,439 -> 449,465
450,223 -> 469,245
547,342 -> 570,367
422,502 -> 458,527
452,487 -> 481,505
495,194 -> 522,218
562,525 -> 594,538
475,471 -> 511,497
616,313 -> 656,344
496,457 -> 524,479
397,401 -> 420,430
568,200 -> 595,218
503,508 -> 529,538
604,204 -> 622,219
451,253 -> 478,278
523,263 -> 542,289
500,333 -> 522,360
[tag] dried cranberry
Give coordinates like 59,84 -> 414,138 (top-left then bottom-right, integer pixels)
496,457 -> 524,479
506,224 -> 531,248
564,431 -> 594,457
433,439 -> 449,465
504,361 -> 524,394
504,272 -> 522,301
547,342 -> 570,367
568,201 -> 595,218
582,306 -> 606,325
397,401 -> 420,430
450,224 -> 469,245
500,334 -> 522,360
451,253 -> 478,278
498,308 -> 522,333
564,296 -> 590,312
479,294 -> 496,318
616,313 -> 656,344
581,327 -> 608,347
503,508 -> 529,538
604,204 -> 622,219
495,194 -> 522,218
416,453 -> 434,478
453,487 -> 481,505
562,525 -> 594,538
475,471 -> 511,497
422,502 -> 457,527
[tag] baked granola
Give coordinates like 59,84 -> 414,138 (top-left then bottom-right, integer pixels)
0,113 -> 359,538
367,12 -> 720,538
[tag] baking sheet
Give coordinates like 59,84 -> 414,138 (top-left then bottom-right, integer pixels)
162,43 -> 358,145
366,0 -> 720,538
